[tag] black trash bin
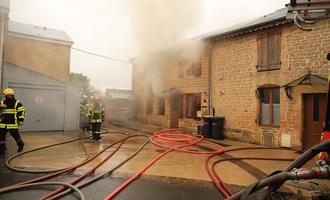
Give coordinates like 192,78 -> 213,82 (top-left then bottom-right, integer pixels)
202,116 -> 212,138
211,117 -> 225,140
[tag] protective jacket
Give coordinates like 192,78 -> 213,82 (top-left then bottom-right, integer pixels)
80,102 -> 90,117
0,99 -> 25,129
89,102 -> 104,123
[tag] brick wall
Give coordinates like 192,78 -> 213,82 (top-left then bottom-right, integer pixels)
132,19 -> 329,149
211,19 -> 330,149
4,35 -> 71,82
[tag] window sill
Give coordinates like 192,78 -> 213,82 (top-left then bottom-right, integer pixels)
256,64 -> 281,72
259,124 -> 280,128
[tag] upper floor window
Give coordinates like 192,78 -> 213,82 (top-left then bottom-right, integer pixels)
259,87 -> 280,126
178,60 -> 201,78
257,31 -> 281,72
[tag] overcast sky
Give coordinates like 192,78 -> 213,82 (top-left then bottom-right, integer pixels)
9,0 -> 288,90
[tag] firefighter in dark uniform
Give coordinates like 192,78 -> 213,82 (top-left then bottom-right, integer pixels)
0,88 -> 25,154
88,96 -> 104,141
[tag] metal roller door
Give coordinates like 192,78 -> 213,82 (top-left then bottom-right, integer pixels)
11,87 -> 66,131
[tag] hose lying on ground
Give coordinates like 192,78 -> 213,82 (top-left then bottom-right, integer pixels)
5,129 -> 127,173
0,182 -> 85,200
40,135 -> 149,200
47,135 -> 149,200
227,140 -> 330,200
0,130 -> 149,200
205,147 -> 297,198
103,128 -> 225,200
6,135 -> 92,173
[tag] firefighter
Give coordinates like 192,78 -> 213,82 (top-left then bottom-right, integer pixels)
0,88 -> 25,154
88,96 -> 104,141
79,95 -> 90,131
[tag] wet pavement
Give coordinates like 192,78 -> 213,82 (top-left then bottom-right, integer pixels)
0,122 -> 327,199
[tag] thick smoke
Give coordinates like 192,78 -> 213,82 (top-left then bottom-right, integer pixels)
129,0 -> 203,96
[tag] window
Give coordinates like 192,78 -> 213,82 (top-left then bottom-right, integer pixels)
257,31 -> 281,71
158,97 -> 165,115
178,60 -> 201,78
146,88 -> 153,114
178,62 -> 184,78
259,87 -> 280,126
184,93 -> 201,119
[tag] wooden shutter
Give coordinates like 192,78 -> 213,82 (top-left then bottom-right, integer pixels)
273,32 -> 281,65
267,32 -> 281,70
257,32 -> 281,72
257,33 -> 268,71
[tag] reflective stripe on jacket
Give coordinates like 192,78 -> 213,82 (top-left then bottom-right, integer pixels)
0,99 -> 25,129
88,103 -> 104,123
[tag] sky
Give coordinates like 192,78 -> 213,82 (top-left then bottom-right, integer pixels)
9,0 -> 288,91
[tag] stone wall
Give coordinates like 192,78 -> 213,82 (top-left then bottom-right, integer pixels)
211,20 -> 330,149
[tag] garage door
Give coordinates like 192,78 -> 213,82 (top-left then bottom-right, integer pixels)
11,87 -> 66,132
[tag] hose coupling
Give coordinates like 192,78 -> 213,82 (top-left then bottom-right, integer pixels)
289,165 -> 330,180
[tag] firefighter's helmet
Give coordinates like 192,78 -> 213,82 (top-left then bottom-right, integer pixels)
3,88 -> 15,95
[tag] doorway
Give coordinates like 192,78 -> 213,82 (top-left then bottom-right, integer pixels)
170,94 -> 183,128
303,93 -> 327,150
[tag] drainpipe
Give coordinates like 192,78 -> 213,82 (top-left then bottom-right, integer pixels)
207,42 -> 212,116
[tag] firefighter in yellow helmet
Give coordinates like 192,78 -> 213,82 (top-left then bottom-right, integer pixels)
0,88 -> 25,154
79,95 -> 90,131
88,96 -> 104,141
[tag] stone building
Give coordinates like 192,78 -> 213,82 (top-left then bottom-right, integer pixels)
132,8 -> 330,150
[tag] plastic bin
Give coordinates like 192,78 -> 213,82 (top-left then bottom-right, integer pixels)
211,117 -> 225,140
202,116 -> 212,138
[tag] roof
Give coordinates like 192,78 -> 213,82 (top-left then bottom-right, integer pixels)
202,8 -> 291,40
106,89 -> 136,99
8,21 -> 73,45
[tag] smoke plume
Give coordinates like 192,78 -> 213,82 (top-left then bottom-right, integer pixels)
129,0 -> 203,95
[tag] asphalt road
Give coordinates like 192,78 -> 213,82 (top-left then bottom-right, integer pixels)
0,157 -> 224,200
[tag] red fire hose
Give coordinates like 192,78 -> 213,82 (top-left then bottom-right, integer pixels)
205,147 -> 297,198
39,140 -> 126,200
103,129 -> 225,200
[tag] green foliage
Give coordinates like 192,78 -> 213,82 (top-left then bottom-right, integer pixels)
70,72 -> 91,95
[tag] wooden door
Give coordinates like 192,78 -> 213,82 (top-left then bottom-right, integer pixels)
170,94 -> 182,128
303,94 -> 327,150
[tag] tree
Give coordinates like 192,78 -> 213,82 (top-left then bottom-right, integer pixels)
70,72 -> 91,95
